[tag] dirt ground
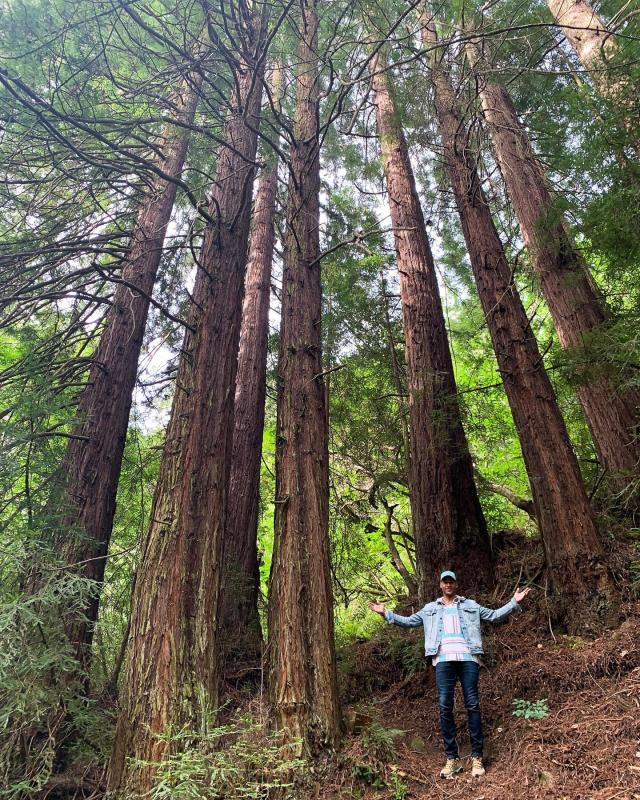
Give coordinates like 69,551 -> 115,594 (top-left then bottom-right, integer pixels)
320,604 -> 640,800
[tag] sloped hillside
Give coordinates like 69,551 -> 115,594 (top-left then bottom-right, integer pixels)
325,605 -> 640,799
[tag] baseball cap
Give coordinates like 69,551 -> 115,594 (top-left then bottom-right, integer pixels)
440,570 -> 457,581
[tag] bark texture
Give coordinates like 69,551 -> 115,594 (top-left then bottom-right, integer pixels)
469,42 -> 640,486
108,15 -> 265,796
267,0 -> 342,755
424,17 -> 609,613
547,0 -> 630,98
220,164 -> 278,663
371,53 -> 491,601
28,75 -> 201,673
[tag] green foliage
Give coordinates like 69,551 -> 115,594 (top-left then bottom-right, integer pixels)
361,723 -> 405,763
351,724 -> 406,795
512,698 -> 549,720
387,768 -> 409,800
384,636 -> 424,676
0,572 -> 114,797
133,717 -> 305,800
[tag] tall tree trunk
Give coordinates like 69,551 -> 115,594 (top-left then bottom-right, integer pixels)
546,0 -> 634,102
108,14 -> 266,796
379,271 -> 411,474
220,162 -> 277,665
423,16 -> 611,621
267,0 -> 342,755
24,74 -> 201,673
468,41 -> 640,490
370,53 -> 491,601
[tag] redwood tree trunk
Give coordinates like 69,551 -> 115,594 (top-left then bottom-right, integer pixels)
27,75 -> 201,673
469,42 -> 640,488
371,53 -> 491,601
546,0 -> 631,99
108,14 -> 265,796
423,17 -> 610,616
267,0 -> 342,755
220,163 -> 277,664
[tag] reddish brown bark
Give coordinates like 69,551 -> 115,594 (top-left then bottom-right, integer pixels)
27,76 -> 201,674
220,164 -> 277,663
469,42 -> 640,487
371,53 -> 491,602
108,16 -> 265,796
424,18 -> 609,614
267,0 -> 342,755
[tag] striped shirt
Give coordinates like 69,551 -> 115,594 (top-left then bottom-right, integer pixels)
432,600 -> 480,666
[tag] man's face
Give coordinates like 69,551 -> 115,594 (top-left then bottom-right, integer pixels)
440,578 -> 457,597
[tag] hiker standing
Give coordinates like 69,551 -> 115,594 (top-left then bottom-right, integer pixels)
369,570 -> 530,778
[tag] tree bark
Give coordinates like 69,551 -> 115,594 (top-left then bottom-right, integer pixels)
108,13 -> 266,796
468,40 -> 640,489
267,0 -> 342,755
423,17 -> 610,617
220,163 -> 278,665
25,74 -> 201,673
546,0 -> 635,102
379,271 -> 411,472
370,53 -> 492,602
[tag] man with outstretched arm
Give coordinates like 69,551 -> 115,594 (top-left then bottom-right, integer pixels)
369,570 -> 530,778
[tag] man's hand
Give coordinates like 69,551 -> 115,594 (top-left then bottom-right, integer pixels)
514,587 -> 531,604
368,600 -> 386,617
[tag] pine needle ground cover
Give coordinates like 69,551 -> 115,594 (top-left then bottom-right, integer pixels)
328,606 -> 640,800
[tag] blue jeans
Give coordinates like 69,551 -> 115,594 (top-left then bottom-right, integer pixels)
435,661 -> 483,758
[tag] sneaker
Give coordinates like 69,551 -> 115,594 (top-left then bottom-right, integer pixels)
471,756 -> 485,777
440,757 -> 463,778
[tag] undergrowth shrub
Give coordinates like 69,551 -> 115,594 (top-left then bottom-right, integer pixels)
132,715 -> 306,800
384,636 -> 424,675
350,723 -> 406,797
0,570 -> 114,799
361,722 -> 404,763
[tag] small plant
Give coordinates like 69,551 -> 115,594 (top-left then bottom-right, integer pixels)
561,635 -> 587,651
385,637 -> 424,675
361,722 -> 404,763
387,768 -> 408,800
351,762 -> 383,788
351,723 -> 406,793
512,698 -> 549,720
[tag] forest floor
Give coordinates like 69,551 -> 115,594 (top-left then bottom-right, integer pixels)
318,602 -> 640,800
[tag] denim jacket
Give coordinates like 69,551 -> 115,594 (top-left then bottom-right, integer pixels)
384,596 -> 521,657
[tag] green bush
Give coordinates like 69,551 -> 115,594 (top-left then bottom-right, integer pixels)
384,636 -> 424,675
132,715 -> 306,800
0,572 -> 114,799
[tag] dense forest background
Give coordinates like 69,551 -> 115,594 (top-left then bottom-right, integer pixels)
0,0 -> 639,798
